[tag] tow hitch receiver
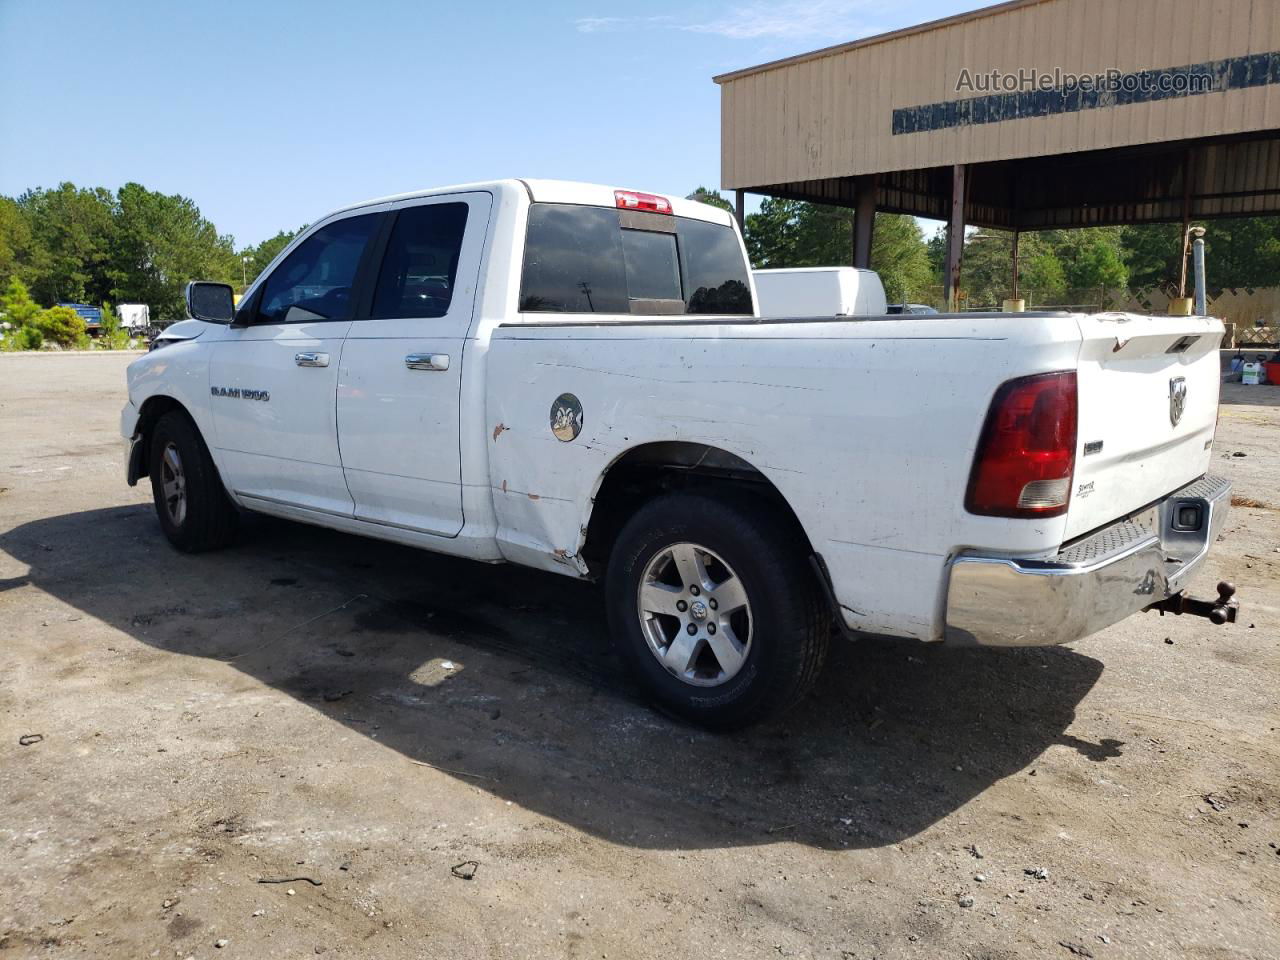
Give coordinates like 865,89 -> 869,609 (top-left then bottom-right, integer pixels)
1147,581 -> 1239,625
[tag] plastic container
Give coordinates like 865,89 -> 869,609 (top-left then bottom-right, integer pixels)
1265,361 -> 1280,385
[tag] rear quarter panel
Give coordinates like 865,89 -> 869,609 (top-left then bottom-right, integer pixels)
485,314 -> 1084,640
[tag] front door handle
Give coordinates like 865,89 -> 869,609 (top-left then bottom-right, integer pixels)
295,352 -> 330,367
405,353 -> 450,371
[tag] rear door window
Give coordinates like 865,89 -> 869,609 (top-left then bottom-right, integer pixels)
371,202 -> 470,319
257,214 -> 379,324
519,203 -> 753,316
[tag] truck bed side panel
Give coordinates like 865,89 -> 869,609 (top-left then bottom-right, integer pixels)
484,316 -> 1082,641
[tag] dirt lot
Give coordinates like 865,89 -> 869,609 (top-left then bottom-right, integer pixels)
1,352 -> 1277,960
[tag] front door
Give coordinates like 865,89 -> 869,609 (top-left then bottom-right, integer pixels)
336,192 -> 491,536
208,211 -> 383,516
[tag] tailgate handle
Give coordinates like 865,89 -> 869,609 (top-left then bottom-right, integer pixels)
294,352 -> 329,367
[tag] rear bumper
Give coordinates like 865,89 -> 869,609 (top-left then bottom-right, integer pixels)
945,474 -> 1231,646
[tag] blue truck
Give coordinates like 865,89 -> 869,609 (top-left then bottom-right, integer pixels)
57,303 -> 103,333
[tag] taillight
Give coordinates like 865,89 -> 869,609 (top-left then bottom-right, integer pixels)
965,371 -> 1078,518
614,189 -> 672,214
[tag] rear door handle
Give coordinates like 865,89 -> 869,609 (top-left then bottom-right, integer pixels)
295,352 -> 329,367
405,353 -> 450,371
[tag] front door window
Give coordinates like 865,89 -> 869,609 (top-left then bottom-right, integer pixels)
257,214 -> 379,324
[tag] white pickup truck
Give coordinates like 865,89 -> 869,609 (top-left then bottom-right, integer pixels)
122,179 -> 1236,728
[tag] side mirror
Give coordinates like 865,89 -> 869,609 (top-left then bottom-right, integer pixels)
185,281 -> 236,324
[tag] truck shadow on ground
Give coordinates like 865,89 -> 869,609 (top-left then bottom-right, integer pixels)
3,505 -> 1113,852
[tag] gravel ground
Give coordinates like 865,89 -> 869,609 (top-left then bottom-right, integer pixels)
1,352 -> 1277,960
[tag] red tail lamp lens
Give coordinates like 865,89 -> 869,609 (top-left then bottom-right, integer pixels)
965,371 -> 1078,518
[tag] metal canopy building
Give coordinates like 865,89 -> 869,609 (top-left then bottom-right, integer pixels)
714,0 -> 1280,305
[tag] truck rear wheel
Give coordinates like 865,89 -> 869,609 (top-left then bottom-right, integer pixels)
606,492 -> 830,729
148,410 -> 238,553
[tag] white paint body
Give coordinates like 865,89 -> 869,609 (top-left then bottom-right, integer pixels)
752,267 -> 887,317
122,179 -> 1223,643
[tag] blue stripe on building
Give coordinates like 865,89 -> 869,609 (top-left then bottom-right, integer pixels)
892,50 -> 1280,135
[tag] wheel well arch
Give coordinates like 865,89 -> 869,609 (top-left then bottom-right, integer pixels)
126,395 -> 190,485
579,441 -> 815,577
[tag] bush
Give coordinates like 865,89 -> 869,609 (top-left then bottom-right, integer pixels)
98,304 -> 131,349
1,325 -> 43,351
34,305 -> 87,348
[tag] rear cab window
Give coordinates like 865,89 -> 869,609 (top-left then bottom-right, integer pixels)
519,203 -> 753,316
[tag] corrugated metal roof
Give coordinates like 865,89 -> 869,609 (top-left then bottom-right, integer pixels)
712,0 -> 1050,84
718,0 -> 1280,200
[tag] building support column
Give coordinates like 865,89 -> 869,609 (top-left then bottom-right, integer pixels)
1011,230 -> 1020,300
852,174 -> 877,269
944,164 -> 967,312
734,189 -> 745,230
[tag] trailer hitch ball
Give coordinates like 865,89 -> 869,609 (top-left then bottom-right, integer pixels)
1210,581 -> 1236,625
1147,580 -> 1239,624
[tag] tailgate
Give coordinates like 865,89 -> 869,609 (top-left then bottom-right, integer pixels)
1065,313 -> 1222,541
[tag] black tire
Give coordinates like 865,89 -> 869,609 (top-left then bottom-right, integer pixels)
148,409 -> 238,552
606,492 -> 830,730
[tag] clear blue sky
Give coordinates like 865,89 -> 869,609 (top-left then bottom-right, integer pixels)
0,0 -> 967,248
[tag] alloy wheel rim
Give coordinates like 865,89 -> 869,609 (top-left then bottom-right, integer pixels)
637,542 -> 753,687
160,442 -> 187,527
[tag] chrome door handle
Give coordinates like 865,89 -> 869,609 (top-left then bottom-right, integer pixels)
295,352 -> 330,367
405,353 -> 450,371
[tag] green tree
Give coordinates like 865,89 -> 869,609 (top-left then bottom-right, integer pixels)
925,226 -> 948,282
1,276 -> 42,327
949,230 -> 1065,307
1039,227 -> 1128,290
741,198 -> 933,303
240,227 -> 304,289
1021,249 -> 1068,304
1121,218 -> 1280,292
868,214 -> 933,304
687,187 -> 734,214
950,231 -> 1013,308
108,182 -> 239,323
744,197 -> 805,268
97,303 -> 131,349
1200,218 -> 1280,288
18,183 -> 117,305
0,196 -> 33,291
1120,223 -> 1181,290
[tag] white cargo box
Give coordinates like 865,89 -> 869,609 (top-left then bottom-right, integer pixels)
752,267 -> 888,318
117,303 -> 151,331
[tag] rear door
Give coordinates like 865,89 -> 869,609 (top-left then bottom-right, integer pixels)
336,192 -> 491,536
1065,314 -> 1222,540
208,211 -> 383,515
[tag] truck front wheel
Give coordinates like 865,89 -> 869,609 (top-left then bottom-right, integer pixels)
606,492 -> 830,729
148,410 -> 238,553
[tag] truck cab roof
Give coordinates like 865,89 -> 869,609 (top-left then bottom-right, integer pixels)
324,179 -> 735,228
